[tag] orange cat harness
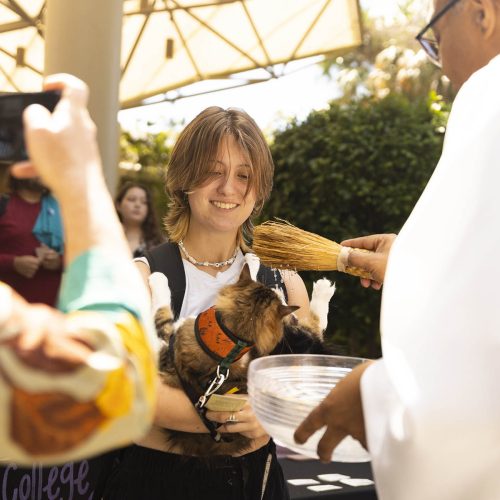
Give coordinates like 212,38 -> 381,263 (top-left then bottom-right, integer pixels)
195,306 -> 254,369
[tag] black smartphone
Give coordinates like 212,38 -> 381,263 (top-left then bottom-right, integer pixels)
0,90 -> 61,164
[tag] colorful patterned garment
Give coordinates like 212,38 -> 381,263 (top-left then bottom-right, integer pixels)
0,248 -> 157,465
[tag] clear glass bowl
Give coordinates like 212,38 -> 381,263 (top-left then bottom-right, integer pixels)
248,354 -> 370,462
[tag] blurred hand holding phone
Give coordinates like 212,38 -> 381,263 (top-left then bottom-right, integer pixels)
0,90 -> 61,165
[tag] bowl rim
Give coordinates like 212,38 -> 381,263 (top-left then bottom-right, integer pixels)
248,353 -> 369,375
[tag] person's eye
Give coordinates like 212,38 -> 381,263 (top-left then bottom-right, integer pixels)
238,172 -> 250,181
209,170 -> 223,176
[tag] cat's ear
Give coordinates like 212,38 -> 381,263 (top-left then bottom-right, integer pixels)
238,263 -> 252,282
278,304 -> 299,318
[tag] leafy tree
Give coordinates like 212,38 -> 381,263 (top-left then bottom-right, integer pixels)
324,1 -> 454,103
261,93 -> 447,357
120,129 -> 171,171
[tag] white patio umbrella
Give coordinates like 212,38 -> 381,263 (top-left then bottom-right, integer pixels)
0,0 -> 362,184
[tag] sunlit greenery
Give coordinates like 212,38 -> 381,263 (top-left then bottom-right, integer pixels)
260,93 -> 447,357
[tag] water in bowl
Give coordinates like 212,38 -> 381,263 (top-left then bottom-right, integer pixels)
248,354 -> 370,462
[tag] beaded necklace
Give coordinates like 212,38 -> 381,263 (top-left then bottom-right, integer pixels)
178,240 -> 238,268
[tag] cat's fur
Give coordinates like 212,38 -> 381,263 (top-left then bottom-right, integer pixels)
149,264 -> 335,457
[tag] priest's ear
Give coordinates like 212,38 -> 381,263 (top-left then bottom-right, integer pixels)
470,0 -> 499,39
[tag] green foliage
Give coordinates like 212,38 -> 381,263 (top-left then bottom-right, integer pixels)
323,2 -> 454,104
120,130 -> 171,169
261,93 -> 446,357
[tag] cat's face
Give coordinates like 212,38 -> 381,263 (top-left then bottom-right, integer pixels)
215,264 -> 298,355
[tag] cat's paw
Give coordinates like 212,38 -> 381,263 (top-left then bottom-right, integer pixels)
310,278 -> 336,332
149,272 -> 172,314
244,252 -> 260,281
312,278 -> 336,301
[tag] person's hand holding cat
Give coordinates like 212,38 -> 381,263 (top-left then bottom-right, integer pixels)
206,402 -> 269,440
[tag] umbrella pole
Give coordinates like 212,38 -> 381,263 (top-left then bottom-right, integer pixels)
44,0 -> 123,191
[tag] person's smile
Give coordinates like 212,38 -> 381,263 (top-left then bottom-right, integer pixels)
210,200 -> 239,210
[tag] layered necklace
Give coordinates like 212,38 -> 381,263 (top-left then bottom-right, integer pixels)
178,240 -> 239,268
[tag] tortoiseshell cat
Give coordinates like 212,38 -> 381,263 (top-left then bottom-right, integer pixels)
149,262 -> 335,457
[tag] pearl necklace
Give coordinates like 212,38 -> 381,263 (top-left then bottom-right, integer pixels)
178,240 -> 239,268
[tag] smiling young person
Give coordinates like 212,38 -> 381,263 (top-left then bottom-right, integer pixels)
103,107 -> 310,500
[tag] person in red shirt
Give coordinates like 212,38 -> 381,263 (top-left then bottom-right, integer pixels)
0,175 -> 63,306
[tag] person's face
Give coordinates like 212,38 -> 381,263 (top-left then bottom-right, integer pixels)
187,135 -> 257,236
433,0 -> 498,90
117,186 -> 148,225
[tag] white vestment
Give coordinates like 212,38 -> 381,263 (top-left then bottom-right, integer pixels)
361,54 -> 500,500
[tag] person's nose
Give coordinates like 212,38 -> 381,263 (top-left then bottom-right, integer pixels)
216,172 -> 238,197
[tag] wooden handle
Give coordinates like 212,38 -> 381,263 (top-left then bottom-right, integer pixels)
338,247 -> 372,279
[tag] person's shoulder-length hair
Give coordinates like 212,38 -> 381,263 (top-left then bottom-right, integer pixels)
164,106 -> 274,249
115,181 -> 164,248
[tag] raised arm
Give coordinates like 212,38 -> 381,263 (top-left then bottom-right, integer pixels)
0,74 -> 157,464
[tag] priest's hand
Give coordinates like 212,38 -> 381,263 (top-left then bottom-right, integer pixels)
294,361 -> 372,462
341,234 -> 396,289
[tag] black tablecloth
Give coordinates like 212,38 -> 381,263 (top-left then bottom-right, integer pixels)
0,450 -> 377,499
280,456 -> 378,500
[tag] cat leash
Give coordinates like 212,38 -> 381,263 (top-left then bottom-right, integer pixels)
169,335 -> 272,499
195,365 -> 229,410
169,307 -> 272,498
169,306 -> 254,442
193,306 -> 274,499
168,334 -> 225,442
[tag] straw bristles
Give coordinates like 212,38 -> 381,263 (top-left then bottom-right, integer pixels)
252,220 -> 371,279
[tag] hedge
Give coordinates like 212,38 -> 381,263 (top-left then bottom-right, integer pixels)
260,93 -> 446,357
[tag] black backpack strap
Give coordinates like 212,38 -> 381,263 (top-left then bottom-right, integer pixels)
144,242 -> 185,320
256,263 -> 288,303
143,247 -> 288,319
0,194 -> 9,217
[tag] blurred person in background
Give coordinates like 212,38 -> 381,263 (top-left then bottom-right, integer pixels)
115,181 -> 164,258
0,174 -> 63,306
